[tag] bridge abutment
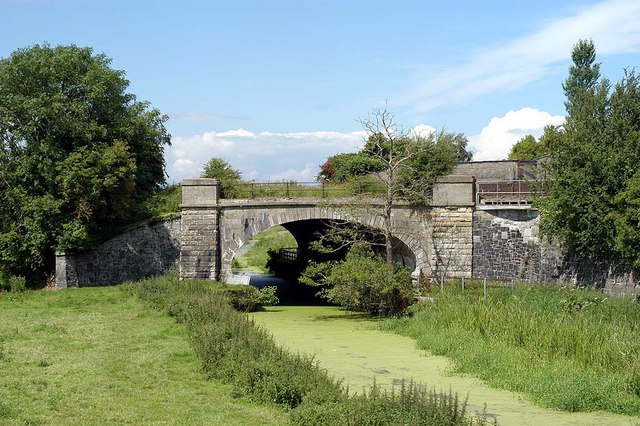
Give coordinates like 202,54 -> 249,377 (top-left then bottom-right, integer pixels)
179,179 -> 220,280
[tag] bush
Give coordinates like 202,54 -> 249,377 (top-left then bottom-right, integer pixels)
302,244 -> 414,317
126,276 -> 343,408
0,270 -> 26,293
227,285 -> 279,312
319,153 -> 386,182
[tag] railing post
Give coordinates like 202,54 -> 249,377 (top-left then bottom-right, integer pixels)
461,276 -> 465,293
440,276 -> 444,292
322,181 -> 325,198
483,277 -> 487,300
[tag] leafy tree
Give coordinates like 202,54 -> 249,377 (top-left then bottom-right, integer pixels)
300,244 -> 413,316
509,135 -> 542,160
538,39 -> 640,264
313,107 -> 470,271
200,157 -> 242,198
318,152 -> 385,182
508,125 -> 564,160
611,170 -> 640,268
0,44 -> 170,283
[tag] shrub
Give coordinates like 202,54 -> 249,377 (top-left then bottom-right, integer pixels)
318,153 -> 386,182
0,270 -> 26,293
227,285 -> 279,312
126,276 -> 343,408
302,244 -> 414,316
291,380 -> 491,426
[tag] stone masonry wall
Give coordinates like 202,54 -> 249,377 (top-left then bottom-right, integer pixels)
55,218 -> 181,288
218,199 -> 433,281
472,208 -> 640,296
180,208 -> 219,279
430,207 -> 473,277
472,209 -> 546,281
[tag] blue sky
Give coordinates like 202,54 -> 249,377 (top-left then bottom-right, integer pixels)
2,0 -> 639,182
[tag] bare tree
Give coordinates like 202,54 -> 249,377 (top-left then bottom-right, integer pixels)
310,105 -> 470,272
358,106 -> 415,269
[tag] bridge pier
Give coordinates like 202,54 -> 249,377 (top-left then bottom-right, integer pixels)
180,179 -> 220,280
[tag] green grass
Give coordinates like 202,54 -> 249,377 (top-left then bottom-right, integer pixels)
128,275 -> 488,425
233,225 -> 297,273
0,287 -> 286,425
382,284 -> 640,415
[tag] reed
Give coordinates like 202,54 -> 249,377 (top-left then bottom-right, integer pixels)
382,284 -> 640,414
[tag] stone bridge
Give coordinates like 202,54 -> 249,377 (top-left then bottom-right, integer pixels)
55,160 -> 640,297
180,176 -> 476,282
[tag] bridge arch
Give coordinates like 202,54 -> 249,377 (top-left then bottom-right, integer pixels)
180,179 -> 473,282
218,201 -> 429,281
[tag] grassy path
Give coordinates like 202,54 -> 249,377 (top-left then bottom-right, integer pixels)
0,287 -> 287,425
252,306 -> 640,426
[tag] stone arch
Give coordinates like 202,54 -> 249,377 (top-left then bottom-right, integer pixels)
218,203 -> 429,281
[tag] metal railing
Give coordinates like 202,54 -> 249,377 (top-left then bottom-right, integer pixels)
229,181 -> 385,199
475,180 -> 535,205
418,275 -> 516,300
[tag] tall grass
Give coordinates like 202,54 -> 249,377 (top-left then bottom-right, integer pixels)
382,284 -> 640,414
127,275 -> 492,425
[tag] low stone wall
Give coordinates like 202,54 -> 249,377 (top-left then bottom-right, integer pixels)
55,218 -> 181,288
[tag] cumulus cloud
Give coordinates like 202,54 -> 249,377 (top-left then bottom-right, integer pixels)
166,109 -> 564,182
469,108 -> 565,160
410,124 -> 436,138
166,129 -> 365,182
406,0 -> 640,110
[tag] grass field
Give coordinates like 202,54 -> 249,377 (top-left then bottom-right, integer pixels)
233,225 -> 297,273
0,287 -> 287,425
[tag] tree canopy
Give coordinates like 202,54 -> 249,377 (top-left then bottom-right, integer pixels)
538,39 -> 640,266
0,44 -> 170,283
201,157 -> 243,198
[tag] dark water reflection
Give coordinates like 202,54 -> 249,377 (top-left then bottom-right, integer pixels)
248,273 -> 327,306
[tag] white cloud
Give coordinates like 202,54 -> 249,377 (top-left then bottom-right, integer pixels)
469,108 -> 565,161
268,164 -> 316,181
166,129 -> 365,183
406,0 -> 640,110
166,110 -> 564,183
217,129 -> 255,138
410,124 -> 436,138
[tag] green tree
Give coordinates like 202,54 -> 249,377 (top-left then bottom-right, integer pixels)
508,125 -> 564,160
538,40 -> 640,264
300,243 -> 413,316
509,135 -> 542,160
200,157 -> 242,198
314,107 -> 469,270
0,44 -> 170,283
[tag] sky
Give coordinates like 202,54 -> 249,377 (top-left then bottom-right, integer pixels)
2,0 -> 640,183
